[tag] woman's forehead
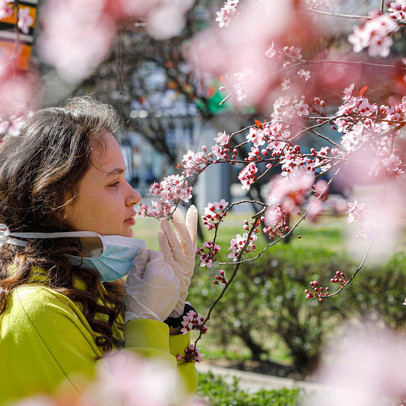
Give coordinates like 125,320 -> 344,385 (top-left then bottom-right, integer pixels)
90,133 -> 125,174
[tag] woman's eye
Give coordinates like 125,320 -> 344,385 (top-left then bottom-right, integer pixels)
109,181 -> 120,187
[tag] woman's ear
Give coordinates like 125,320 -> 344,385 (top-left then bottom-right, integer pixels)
61,193 -> 76,222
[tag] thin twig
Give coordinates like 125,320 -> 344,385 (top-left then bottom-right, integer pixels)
304,7 -> 369,20
327,232 -> 377,298
307,129 -> 343,150
193,212 -> 261,348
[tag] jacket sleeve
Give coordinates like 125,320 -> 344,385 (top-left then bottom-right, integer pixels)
0,286 -> 198,405
124,319 -> 199,396
0,286 -> 103,405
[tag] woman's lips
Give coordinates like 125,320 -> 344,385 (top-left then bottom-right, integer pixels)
124,217 -> 135,226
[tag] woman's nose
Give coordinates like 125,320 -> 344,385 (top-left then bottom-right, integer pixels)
126,184 -> 141,206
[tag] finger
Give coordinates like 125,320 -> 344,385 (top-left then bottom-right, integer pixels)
171,207 -> 194,256
147,249 -> 165,265
158,230 -> 175,266
129,248 -> 148,279
160,219 -> 185,263
185,205 -> 198,252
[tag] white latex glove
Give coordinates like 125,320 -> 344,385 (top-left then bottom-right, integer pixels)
124,248 -> 180,322
159,205 -> 198,318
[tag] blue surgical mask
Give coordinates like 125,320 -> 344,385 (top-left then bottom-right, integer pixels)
0,225 -> 146,282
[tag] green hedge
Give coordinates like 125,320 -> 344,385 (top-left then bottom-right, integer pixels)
190,238 -> 406,373
196,371 -> 300,406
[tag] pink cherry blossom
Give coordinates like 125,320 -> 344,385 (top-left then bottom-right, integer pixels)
214,131 -> 230,146
228,232 -> 257,261
295,99 -> 310,116
197,241 -> 221,267
17,7 -> 33,34
297,69 -> 311,81
348,13 -> 399,57
181,310 -> 206,334
246,127 -> 267,147
265,42 -> 277,58
388,0 -> 406,22
281,79 -> 290,91
304,0 -> 332,10
342,83 -> 355,100
181,150 -> 207,176
0,0 -> 13,20
0,110 -> 33,137
347,200 -> 370,224
238,162 -> 258,190
215,0 -> 239,28
202,200 -> 228,231
179,345 -> 204,363
282,46 -> 303,60
211,144 -> 228,160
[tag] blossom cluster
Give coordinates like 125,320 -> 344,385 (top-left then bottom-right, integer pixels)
213,269 -> 227,285
215,0 -> 239,28
228,231 -> 257,261
0,1 -> 33,34
0,110 -> 33,138
238,162 -> 258,190
264,206 -> 290,238
388,0 -> 406,22
331,271 -> 347,286
176,345 -> 204,363
304,0 -> 332,11
305,280 -> 329,301
348,12 -> 399,57
146,175 -> 192,219
347,200 -> 370,224
202,199 -> 228,231
197,240 -> 221,268
181,149 -> 208,177
180,310 -> 207,335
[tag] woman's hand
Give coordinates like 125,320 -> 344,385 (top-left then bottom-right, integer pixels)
123,248 -> 180,322
159,205 -> 197,318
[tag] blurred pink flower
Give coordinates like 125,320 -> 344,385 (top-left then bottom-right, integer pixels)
38,0 -> 115,82
0,68 -> 35,117
85,351 -> 180,406
347,199 -> 370,224
187,0 -> 298,108
310,324 -> 406,406
348,13 -> 399,57
0,0 -> 13,20
145,0 -> 195,40
268,170 -> 314,213
307,198 -> 323,222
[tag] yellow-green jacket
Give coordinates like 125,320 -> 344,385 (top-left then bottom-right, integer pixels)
0,284 -> 198,405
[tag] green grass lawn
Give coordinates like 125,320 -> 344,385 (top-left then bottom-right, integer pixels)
133,212 -> 347,254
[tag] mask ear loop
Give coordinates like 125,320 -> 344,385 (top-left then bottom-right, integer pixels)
0,224 -> 27,247
0,224 -> 102,249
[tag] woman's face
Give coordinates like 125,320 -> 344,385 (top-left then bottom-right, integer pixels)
64,132 -> 141,237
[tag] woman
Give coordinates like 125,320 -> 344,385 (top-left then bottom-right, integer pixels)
0,97 -> 198,404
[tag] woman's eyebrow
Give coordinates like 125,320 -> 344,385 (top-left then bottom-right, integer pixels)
106,168 -> 126,176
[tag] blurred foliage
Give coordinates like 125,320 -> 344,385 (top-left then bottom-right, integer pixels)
196,371 -> 300,406
190,219 -> 406,373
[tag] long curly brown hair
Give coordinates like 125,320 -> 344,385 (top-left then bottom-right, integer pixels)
0,97 -> 127,353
